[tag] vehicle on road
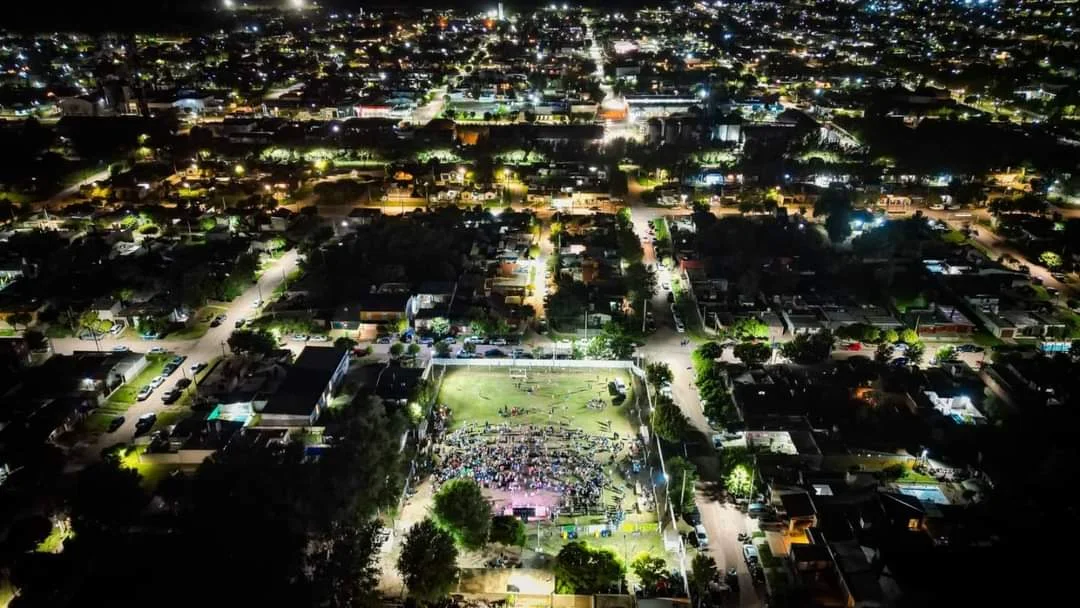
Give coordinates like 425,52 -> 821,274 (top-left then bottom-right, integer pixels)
137,385 -> 153,401
149,346 -> 167,354
491,338 -> 508,346
175,378 -> 192,390
743,544 -> 760,565
419,336 -> 435,346
162,390 -> 181,405
190,362 -> 207,374
485,348 -> 507,358
107,416 -> 125,432
252,298 -> 263,308
929,203 -> 945,210
112,345 -> 130,353
150,375 -> 166,388
843,342 -> 862,351
661,282 -> 670,290
235,319 -> 247,329
694,524 -> 709,548
666,291 -> 674,303
955,344 -> 985,353
375,336 -> 392,344
291,334 -> 309,342
210,314 -> 226,327
308,334 -> 329,342
674,319 -> 686,333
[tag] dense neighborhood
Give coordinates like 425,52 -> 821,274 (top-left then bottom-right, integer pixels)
1,2 -> 1079,607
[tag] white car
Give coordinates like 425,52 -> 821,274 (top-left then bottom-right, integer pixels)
291,334 -> 309,342
149,346 -> 167,354
694,524 -> 709,547
661,282 -> 670,290
929,203 -> 945,211
308,334 -> 329,342
675,319 -> 686,333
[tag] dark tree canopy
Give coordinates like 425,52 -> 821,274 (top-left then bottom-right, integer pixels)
397,519 -> 459,602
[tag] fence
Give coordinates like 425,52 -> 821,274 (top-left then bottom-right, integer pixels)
430,358 -> 639,371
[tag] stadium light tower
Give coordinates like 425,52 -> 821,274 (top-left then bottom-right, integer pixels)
223,0 -> 234,8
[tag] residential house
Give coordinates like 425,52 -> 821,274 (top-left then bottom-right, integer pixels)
258,347 -> 349,427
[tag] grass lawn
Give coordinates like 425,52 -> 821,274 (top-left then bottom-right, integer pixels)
438,367 -> 638,437
168,305 -> 227,340
151,407 -> 192,432
897,469 -> 937,484
120,446 -> 182,490
530,520 -> 669,570
757,541 -> 781,569
108,354 -> 170,405
970,330 -> 1003,348
35,526 -> 71,554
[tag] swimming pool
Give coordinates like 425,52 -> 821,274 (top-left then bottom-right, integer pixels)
898,484 -> 950,505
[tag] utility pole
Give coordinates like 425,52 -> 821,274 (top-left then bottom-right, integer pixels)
641,298 -> 648,333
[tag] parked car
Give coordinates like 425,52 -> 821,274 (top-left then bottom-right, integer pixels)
190,362 -> 208,374
419,336 -> 436,346
163,364 -> 179,377
891,357 -> 910,367
149,346 -> 167,354
674,319 -> 686,333
694,524 -> 709,548
843,342 -> 862,351
107,416 -> 125,432
308,334 -> 329,342
375,336 -> 392,344
742,544 -> 760,565
137,385 -> 153,401
171,355 -> 186,366
175,378 -> 192,390
955,344 -> 984,353
235,319 -> 247,329
150,376 -> 166,388
683,507 -> 701,526
135,412 -> 157,430
291,334 -> 309,342
210,314 -> 226,327
161,390 -> 181,405
112,345 -> 130,353
491,338 -> 508,346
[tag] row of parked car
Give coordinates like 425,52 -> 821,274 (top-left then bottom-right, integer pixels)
135,355 -> 189,402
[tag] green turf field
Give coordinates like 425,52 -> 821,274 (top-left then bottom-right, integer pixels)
437,367 -> 639,437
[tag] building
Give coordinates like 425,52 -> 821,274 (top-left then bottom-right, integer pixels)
259,347 -> 348,426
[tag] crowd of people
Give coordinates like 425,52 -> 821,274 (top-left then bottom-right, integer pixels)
429,414 -> 643,514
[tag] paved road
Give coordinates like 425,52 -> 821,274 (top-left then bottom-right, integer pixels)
57,250 -> 301,464
626,181 -> 762,606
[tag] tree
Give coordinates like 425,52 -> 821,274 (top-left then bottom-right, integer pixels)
397,519 -> 458,602
311,522 -> 383,608
67,459 -> 147,534
7,311 -> 32,330
814,187 -> 854,243
630,553 -> 668,592
334,336 -> 358,352
434,341 -> 451,357
694,342 -> 723,366
882,328 -> 899,344
651,397 -> 689,442
489,515 -> 526,547
899,328 -> 920,344
227,329 -> 277,356
23,329 -> 47,352
553,541 -> 625,594
646,362 -> 673,387
430,317 -> 451,336
733,341 -> 772,366
406,343 -> 421,359
936,346 -> 957,363
463,341 -> 477,355
432,478 -> 493,550
1040,251 -> 1063,269
725,463 -> 753,499
688,553 -> 719,598
907,342 -> 926,365
389,343 -> 405,358
780,330 -> 835,364
729,317 -> 769,340
665,456 -> 698,517
875,343 -> 894,363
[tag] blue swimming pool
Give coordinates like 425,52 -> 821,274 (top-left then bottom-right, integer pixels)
898,484 -> 950,505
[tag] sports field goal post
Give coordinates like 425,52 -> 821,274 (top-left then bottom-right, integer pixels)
509,367 -> 528,381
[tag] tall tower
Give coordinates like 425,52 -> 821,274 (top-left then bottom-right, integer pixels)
498,2 -> 504,20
